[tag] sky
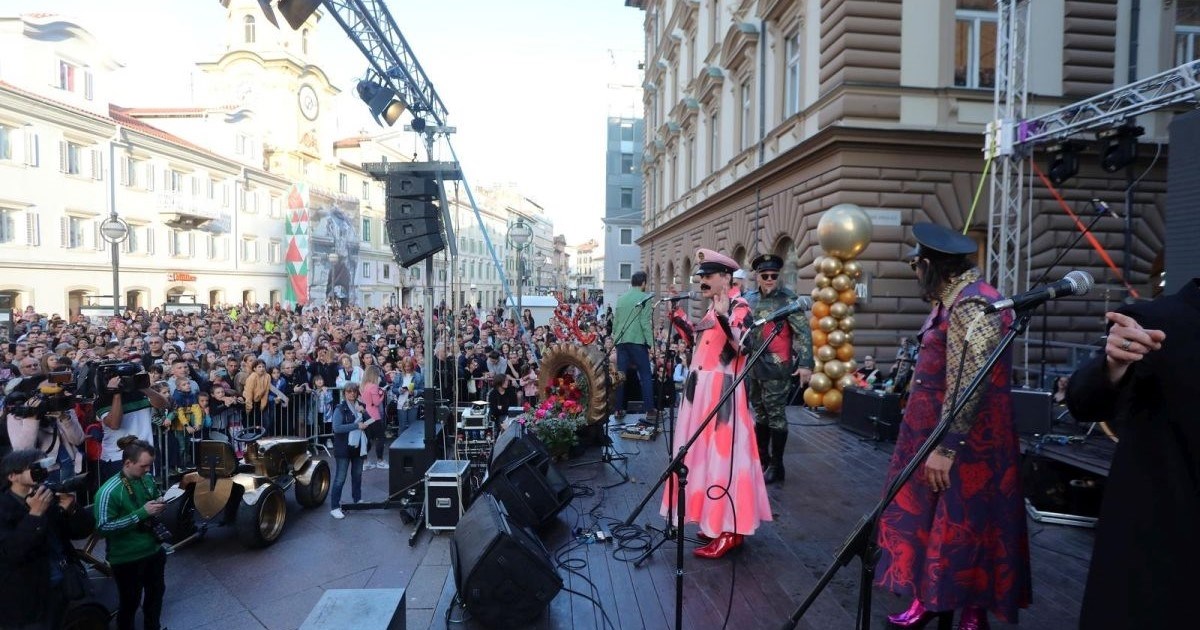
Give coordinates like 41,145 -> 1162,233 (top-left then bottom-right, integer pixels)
8,0 -> 646,245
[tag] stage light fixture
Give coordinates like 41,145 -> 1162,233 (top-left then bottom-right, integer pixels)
410,117 -> 426,133
1097,123 -> 1144,173
356,80 -> 406,127
276,0 -> 322,30
1046,140 -> 1084,186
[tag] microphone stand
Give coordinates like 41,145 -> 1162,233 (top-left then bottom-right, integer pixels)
779,308 -> 1036,630
1035,207 -> 1105,387
625,318 -> 785,630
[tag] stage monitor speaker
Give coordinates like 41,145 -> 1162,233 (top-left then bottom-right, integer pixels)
1012,388 -> 1054,435
385,173 -> 439,199
840,387 -> 902,441
480,453 -> 574,529
490,421 -> 550,473
451,493 -> 562,628
388,420 -> 444,496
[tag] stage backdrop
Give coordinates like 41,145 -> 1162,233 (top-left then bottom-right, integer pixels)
290,183 -> 362,307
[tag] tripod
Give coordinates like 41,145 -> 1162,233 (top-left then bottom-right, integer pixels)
779,308 -> 1035,630
625,320 -> 784,630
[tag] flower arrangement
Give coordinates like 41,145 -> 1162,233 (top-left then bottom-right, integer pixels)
517,376 -> 587,458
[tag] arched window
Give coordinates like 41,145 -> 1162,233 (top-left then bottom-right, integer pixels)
731,244 -> 747,269
773,236 -> 798,291
302,28 -> 309,55
244,15 -> 256,44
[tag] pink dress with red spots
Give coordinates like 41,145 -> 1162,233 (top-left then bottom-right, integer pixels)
660,300 -> 772,536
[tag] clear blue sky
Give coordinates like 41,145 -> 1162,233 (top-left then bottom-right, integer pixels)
7,0 -> 646,245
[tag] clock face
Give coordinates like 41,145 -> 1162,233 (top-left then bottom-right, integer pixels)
298,85 -> 319,121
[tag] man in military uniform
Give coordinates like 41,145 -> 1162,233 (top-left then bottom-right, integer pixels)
744,254 -> 814,484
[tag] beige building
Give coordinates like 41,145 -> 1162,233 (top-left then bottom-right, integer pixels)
628,0 -> 1195,378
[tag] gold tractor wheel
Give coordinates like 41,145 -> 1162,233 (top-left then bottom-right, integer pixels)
537,343 -> 618,424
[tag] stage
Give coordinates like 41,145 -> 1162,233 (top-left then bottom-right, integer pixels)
147,406 -> 1095,629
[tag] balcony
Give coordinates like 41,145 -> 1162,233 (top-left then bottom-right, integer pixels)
158,192 -> 219,230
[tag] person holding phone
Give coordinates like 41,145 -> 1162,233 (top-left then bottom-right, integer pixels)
328,383 -> 368,519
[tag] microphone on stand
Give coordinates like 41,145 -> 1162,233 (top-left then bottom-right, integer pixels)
635,293 -> 655,307
750,297 -> 812,328
1091,199 -> 1122,221
661,292 -> 698,304
983,270 -> 1094,314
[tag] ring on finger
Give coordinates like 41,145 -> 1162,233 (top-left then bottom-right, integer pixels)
1120,338 -> 1133,351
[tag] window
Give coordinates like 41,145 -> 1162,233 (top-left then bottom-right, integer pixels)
244,15 -> 255,44
207,178 -> 216,200
739,79 -> 752,150
361,180 -> 370,200
708,111 -> 719,173
169,229 -> 193,258
619,263 -> 632,280
120,157 -> 139,187
25,211 -> 40,246
361,217 -> 371,242
123,226 -> 139,254
382,264 -> 391,279
60,141 -> 82,175
206,235 -> 217,260
685,135 -> 695,189
58,60 -> 90,98
620,187 -> 634,209
62,216 -> 85,249
1177,1 -> 1200,65
0,208 -> 14,243
269,196 -> 281,218
620,123 -> 635,143
620,228 -> 633,245
144,227 -> 155,255
0,125 -> 10,161
241,238 -> 257,262
339,173 -> 349,193
22,128 -> 39,167
166,169 -> 183,192
954,2 -> 998,89
785,29 -> 802,117
268,241 -> 280,264
362,262 -> 371,278
620,152 -> 635,174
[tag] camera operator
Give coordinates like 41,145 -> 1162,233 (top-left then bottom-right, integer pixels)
93,436 -> 166,630
97,366 -> 167,483
4,364 -> 86,484
0,449 -> 95,630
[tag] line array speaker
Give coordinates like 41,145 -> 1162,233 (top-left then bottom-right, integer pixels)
385,173 -> 445,267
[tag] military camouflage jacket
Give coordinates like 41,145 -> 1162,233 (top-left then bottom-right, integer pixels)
744,286 -> 814,379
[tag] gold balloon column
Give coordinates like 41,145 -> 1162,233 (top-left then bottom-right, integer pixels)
802,204 -> 872,414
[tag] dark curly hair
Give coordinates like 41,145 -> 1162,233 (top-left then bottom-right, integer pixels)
914,249 -> 976,302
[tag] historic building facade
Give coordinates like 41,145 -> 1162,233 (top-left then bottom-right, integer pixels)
627,0 -> 1193,377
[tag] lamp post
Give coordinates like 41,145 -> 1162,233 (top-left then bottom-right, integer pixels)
99,212 -> 130,316
507,218 -> 533,329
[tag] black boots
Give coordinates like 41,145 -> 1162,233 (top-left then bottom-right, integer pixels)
763,428 -> 789,485
754,424 -> 771,472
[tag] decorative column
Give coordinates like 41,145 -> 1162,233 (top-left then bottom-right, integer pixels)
803,204 -> 872,414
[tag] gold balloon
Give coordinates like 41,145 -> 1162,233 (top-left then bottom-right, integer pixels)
817,203 -> 874,258
845,331 -> 855,344
817,287 -> 838,304
812,255 -> 825,270
843,260 -> 863,279
814,273 -> 831,289
803,388 -> 824,408
827,330 -> 847,347
812,301 -> 831,319
829,301 -> 849,318
844,358 -> 858,373
823,388 -> 844,413
831,274 -> 854,292
811,329 -> 828,348
838,315 -> 856,331
838,374 -> 858,390
816,344 -> 837,362
809,373 -> 833,393
836,344 -> 855,362
838,288 -> 857,304
818,316 -> 838,333
819,257 -> 843,277
824,360 -> 846,380
813,359 -> 824,374
810,288 -> 821,302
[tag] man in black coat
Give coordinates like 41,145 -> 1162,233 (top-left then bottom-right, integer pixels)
1066,278 -> 1200,629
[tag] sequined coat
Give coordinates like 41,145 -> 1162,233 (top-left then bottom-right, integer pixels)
875,269 -> 1032,622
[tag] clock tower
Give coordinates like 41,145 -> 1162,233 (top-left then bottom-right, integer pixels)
197,0 -> 340,182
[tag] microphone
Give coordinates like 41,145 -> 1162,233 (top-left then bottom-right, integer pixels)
751,297 -> 811,327
663,292 -> 698,303
984,270 -> 1094,313
635,293 -> 655,307
1091,199 -> 1122,221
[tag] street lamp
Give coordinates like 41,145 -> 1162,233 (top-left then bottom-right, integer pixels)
99,212 -> 130,316
507,218 -> 533,329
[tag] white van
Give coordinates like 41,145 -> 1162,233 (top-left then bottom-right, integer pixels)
504,295 -> 558,328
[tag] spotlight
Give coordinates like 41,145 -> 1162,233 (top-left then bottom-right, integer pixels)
1046,140 -> 1085,186
410,117 -> 426,133
277,0 -> 322,30
356,80 -> 406,127
1097,123 -> 1144,173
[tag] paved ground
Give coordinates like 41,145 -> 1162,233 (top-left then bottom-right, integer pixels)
84,407 -> 1097,629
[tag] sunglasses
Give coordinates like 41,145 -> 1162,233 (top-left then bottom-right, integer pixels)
759,273 -> 778,280
908,260 -> 920,272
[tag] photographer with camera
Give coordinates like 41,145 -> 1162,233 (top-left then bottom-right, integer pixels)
5,363 -> 86,485
93,436 -> 167,630
0,449 -> 96,630
96,363 -> 167,483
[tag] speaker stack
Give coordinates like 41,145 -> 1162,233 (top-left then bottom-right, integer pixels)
480,422 -> 575,529
451,493 -> 562,627
385,174 -> 445,267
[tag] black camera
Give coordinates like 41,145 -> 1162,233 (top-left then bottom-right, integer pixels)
143,516 -> 173,545
29,458 -> 90,495
5,373 -> 76,420
93,361 -> 150,396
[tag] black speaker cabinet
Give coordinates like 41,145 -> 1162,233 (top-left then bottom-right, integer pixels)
480,453 -> 574,529
490,421 -> 550,473
385,193 -> 445,267
451,493 -> 562,628
840,388 -> 902,441
1012,388 -> 1054,435
388,420 -> 444,496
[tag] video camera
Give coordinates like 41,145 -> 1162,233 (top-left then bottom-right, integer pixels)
87,360 -> 150,397
5,372 -> 77,423
29,456 -> 90,495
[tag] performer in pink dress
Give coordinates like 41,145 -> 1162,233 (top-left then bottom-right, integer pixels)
660,248 -> 772,559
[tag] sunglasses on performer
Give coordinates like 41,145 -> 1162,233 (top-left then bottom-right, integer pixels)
759,273 -> 778,280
